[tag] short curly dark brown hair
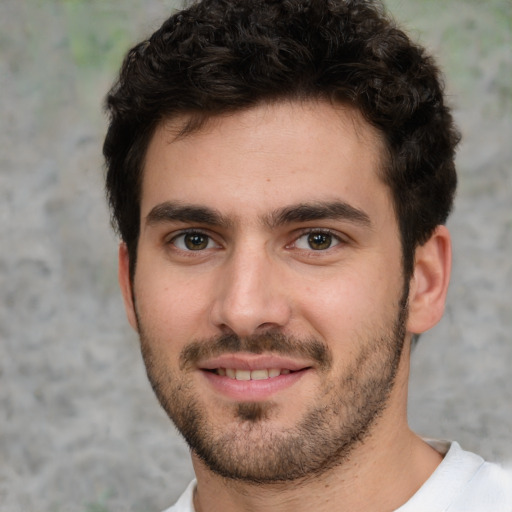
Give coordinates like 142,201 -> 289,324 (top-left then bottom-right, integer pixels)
103,0 -> 459,280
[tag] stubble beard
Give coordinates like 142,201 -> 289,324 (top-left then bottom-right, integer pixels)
137,295 -> 408,485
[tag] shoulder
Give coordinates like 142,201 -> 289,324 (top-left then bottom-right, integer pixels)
397,441 -> 512,512
454,457 -> 512,511
161,480 -> 196,512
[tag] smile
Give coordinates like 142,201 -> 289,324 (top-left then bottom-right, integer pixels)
198,354 -> 313,400
213,368 -> 292,380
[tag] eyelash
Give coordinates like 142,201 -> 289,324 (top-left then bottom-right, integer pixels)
291,229 -> 344,252
168,229 -> 220,252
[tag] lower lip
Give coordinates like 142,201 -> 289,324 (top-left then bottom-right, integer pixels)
201,370 -> 308,401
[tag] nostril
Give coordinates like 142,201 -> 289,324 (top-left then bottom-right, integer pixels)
253,322 -> 282,334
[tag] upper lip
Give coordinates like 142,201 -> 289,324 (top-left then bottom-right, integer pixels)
198,353 -> 312,372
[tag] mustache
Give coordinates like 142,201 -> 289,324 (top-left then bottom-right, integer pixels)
179,331 -> 332,371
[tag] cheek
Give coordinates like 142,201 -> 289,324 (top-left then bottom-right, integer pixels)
133,268 -> 213,345
296,264 -> 402,342
296,272 -> 362,332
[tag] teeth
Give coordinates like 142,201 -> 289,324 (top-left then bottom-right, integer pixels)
235,370 -> 251,381
250,369 -> 269,380
218,368 -> 291,380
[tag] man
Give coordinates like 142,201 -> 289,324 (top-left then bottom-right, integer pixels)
103,1 -> 512,511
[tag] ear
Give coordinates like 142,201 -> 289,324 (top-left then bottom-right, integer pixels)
118,242 -> 139,332
407,225 -> 452,334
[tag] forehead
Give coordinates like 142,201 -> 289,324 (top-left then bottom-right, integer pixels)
140,100 -> 391,224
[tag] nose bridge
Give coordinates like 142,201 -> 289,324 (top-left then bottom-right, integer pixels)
210,240 -> 290,336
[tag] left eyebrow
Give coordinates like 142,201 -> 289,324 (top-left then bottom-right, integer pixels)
265,201 -> 372,228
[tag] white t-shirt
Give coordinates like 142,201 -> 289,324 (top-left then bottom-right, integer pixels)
162,441 -> 512,512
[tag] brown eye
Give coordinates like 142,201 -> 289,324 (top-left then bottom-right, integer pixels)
172,232 -> 216,251
307,232 -> 333,250
294,231 -> 341,251
184,233 -> 209,250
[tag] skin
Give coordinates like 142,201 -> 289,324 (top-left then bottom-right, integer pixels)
119,100 -> 452,512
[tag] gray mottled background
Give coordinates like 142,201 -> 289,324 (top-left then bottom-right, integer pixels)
0,1 -> 510,511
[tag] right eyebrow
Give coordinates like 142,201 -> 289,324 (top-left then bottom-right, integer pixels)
145,202 -> 233,229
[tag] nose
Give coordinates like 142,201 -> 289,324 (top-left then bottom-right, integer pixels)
209,245 -> 292,337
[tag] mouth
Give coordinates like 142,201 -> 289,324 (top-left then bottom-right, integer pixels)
198,354 -> 312,401
206,367 -> 294,380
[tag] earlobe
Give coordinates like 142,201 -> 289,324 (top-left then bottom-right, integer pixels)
407,225 -> 452,334
118,243 -> 139,332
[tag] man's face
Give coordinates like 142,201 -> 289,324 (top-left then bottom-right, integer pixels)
121,101 -> 411,482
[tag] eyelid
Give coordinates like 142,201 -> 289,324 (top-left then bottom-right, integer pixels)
289,228 -> 347,250
167,228 -> 222,251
